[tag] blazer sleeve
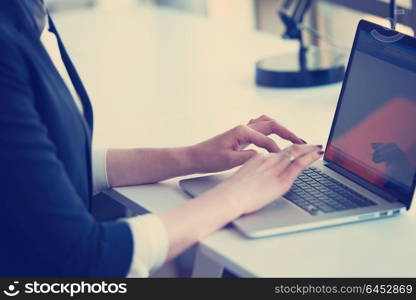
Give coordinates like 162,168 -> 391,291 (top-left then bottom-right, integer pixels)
0,34 -> 133,277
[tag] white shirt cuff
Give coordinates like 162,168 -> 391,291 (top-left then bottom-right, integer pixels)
92,148 -> 109,195
125,214 -> 169,278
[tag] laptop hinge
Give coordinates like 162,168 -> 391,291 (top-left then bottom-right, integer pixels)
324,161 -> 397,203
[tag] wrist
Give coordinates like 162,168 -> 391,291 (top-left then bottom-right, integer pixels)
200,181 -> 245,221
183,144 -> 203,174
171,146 -> 199,175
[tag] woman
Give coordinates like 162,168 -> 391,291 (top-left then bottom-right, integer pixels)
0,0 -> 323,277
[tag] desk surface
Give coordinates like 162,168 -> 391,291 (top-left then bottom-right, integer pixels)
54,6 -> 416,277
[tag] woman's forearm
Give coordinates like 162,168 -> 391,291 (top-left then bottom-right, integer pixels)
107,147 -> 240,263
106,147 -> 196,187
156,185 -> 240,261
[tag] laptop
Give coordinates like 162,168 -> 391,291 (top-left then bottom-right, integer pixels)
180,20 -> 416,238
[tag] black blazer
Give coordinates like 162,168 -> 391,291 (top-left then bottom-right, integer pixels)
0,0 -> 132,276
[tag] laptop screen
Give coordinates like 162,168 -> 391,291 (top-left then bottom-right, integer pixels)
325,22 -> 416,208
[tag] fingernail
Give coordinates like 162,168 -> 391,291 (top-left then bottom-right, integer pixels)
300,139 -> 307,144
318,151 -> 325,155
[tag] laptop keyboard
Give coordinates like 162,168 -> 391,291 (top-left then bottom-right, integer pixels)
284,167 -> 376,215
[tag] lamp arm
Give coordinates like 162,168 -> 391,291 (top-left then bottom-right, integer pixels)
278,0 -> 312,40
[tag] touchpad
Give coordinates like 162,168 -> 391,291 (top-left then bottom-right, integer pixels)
179,173 -> 232,197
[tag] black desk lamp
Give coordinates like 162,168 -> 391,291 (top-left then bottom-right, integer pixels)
255,0 -> 346,88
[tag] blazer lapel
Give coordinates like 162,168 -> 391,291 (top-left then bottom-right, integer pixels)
45,15 -> 95,203
47,15 -> 94,132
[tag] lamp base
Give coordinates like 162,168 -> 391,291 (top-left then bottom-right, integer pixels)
255,46 -> 345,88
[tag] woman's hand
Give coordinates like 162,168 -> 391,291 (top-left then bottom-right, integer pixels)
158,143 -> 323,261
107,115 -> 305,187
188,115 -> 306,173
201,144 -> 323,217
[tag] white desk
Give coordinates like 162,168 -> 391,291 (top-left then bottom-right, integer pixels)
54,6 -> 416,277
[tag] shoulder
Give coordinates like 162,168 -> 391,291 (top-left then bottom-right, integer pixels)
0,24 -> 31,83
0,23 -> 24,60
0,0 -> 22,45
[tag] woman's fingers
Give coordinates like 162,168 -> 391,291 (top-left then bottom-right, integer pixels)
219,143 -> 323,216
264,144 -> 322,173
229,149 -> 258,167
280,149 -> 324,185
248,119 -> 305,145
235,125 -> 280,153
248,114 -> 273,125
281,144 -> 323,158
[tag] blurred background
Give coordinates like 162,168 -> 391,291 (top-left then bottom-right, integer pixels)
47,0 -> 415,51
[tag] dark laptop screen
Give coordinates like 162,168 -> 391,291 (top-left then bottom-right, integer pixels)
325,24 -> 416,208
